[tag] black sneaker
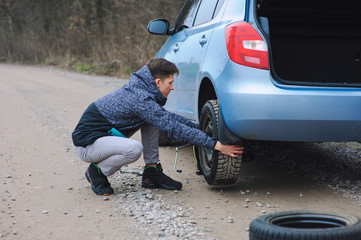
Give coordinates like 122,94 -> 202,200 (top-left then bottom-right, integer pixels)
85,163 -> 114,196
141,163 -> 182,190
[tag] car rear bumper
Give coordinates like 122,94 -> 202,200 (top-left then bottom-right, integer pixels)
217,62 -> 361,142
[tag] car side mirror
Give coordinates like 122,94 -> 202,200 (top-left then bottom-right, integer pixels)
147,19 -> 170,35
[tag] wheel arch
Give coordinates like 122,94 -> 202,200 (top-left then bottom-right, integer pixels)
198,77 -> 243,145
198,77 -> 217,121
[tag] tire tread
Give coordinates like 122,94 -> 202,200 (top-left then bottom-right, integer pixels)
249,210 -> 361,240
209,100 -> 242,185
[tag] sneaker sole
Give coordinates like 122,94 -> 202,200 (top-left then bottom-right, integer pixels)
160,183 -> 181,191
85,170 -> 113,196
141,181 -> 181,191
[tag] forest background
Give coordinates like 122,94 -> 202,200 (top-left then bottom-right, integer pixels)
0,0 -> 184,76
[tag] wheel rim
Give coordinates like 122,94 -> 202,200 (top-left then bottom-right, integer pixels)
201,112 -> 214,172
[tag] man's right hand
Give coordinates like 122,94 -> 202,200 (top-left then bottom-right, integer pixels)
213,141 -> 244,158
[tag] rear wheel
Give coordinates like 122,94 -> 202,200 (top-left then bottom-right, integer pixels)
198,100 -> 242,185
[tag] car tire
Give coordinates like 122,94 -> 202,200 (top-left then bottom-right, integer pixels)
199,100 -> 242,185
249,210 -> 361,240
158,131 -> 173,146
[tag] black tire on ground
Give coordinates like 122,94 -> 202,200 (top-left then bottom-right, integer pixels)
198,100 -> 242,185
158,131 -> 173,146
249,210 -> 361,240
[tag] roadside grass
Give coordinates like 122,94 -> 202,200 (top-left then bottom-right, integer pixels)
42,57 -> 132,78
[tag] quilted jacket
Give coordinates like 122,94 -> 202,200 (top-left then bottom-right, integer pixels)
72,65 -> 217,150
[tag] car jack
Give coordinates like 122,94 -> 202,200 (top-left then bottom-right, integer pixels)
174,143 -> 191,173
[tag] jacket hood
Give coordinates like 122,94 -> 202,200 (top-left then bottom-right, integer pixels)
129,65 -> 167,106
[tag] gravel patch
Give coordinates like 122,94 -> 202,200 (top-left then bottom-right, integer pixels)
110,173 -> 217,240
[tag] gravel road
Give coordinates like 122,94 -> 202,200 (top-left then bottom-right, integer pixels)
1,64 -> 360,240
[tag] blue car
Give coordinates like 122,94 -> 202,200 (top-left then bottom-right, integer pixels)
148,0 -> 361,184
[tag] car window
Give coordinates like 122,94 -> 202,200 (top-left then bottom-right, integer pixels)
193,0 -> 219,26
213,0 -> 225,18
176,0 -> 202,29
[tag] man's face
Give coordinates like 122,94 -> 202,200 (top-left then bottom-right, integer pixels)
155,75 -> 174,98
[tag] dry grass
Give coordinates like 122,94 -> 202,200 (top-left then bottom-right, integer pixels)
0,0 -> 184,76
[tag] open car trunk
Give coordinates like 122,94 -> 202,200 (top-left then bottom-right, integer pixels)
257,0 -> 361,86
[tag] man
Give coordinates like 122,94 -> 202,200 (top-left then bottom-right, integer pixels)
72,58 -> 243,196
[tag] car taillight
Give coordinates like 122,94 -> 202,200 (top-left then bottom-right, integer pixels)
225,21 -> 269,70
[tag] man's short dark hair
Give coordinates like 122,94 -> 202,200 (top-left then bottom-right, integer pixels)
147,58 -> 179,81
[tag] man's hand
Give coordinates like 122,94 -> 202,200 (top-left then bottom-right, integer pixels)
214,141 -> 244,158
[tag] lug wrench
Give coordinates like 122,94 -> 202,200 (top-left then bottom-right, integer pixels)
174,143 -> 191,173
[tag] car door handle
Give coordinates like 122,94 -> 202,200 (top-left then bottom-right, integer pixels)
173,44 -> 179,52
199,36 -> 207,45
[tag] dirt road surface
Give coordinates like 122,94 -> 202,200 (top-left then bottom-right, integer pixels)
1,64 -> 360,239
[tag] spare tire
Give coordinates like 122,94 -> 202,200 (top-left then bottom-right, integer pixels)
249,210 -> 361,240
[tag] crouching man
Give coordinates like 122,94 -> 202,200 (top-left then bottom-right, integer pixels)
72,58 -> 243,195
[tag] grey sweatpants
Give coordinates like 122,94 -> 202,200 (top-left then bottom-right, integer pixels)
75,124 -> 159,176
